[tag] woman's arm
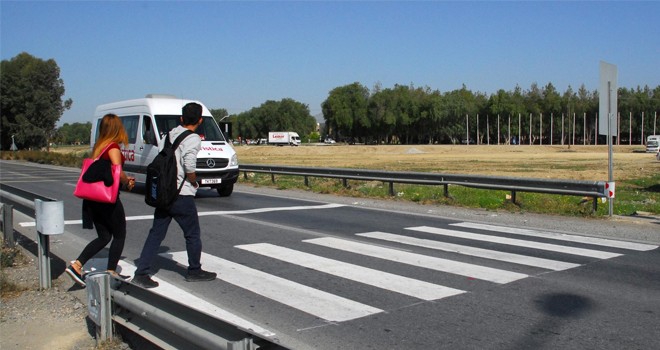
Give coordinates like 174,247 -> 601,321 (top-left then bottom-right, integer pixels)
107,148 -> 135,190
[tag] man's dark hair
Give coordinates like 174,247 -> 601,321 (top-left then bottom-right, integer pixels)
182,102 -> 203,125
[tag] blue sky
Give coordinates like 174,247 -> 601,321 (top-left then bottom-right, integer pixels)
1,1 -> 659,125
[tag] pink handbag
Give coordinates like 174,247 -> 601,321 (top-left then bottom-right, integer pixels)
73,143 -> 121,203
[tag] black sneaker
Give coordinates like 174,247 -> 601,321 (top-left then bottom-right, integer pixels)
185,269 -> 217,282
132,274 -> 159,288
65,265 -> 86,287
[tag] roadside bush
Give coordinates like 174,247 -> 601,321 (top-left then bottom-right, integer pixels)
0,150 -> 84,167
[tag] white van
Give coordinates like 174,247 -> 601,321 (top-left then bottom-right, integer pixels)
646,135 -> 660,153
91,94 -> 239,196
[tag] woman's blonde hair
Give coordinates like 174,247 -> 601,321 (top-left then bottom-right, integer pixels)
93,114 -> 129,157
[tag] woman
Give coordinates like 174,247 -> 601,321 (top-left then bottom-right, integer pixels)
66,114 -> 135,286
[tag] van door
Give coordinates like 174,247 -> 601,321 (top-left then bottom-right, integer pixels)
118,115 -> 139,176
139,115 -> 160,171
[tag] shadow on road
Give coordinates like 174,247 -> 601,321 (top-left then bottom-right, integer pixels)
510,292 -> 595,349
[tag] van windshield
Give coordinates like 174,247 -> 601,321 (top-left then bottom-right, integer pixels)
155,115 -> 227,142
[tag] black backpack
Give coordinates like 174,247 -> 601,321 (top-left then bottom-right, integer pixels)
145,130 -> 194,210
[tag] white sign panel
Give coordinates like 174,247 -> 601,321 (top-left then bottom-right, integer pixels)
599,61 -> 618,136
606,181 -> 615,198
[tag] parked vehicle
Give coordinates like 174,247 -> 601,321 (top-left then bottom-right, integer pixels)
324,137 -> 336,144
646,135 -> 660,153
268,131 -> 301,146
91,94 -> 239,197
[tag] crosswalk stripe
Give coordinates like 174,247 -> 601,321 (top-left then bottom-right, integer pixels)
166,251 -> 383,322
304,237 -> 528,284
84,258 -> 277,338
407,226 -> 621,259
235,243 -> 465,301
450,222 -> 658,251
357,231 -> 580,271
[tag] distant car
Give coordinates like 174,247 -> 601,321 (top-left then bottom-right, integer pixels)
324,138 -> 336,144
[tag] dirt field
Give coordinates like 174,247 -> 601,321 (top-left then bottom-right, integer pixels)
49,144 -> 659,181
235,144 -> 659,181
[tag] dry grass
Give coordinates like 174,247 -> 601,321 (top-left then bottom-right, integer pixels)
235,144 -> 659,181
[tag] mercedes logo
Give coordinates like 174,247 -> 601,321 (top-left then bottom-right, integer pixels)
206,159 -> 216,168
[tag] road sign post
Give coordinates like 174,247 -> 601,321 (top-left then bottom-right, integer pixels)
599,61 -> 617,217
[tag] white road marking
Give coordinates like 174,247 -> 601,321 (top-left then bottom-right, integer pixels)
197,203 -> 345,216
83,258 -> 277,338
18,203 -> 346,227
304,237 -> 528,284
451,222 -> 658,251
166,251 -> 383,322
357,231 -> 580,271
408,226 -> 621,259
235,243 -> 465,301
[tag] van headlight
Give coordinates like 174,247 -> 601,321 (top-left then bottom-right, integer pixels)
230,154 -> 238,167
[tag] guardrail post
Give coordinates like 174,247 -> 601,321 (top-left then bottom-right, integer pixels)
511,191 -> 517,205
592,197 -> 598,213
443,184 -> 449,198
1,203 -> 15,247
342,178 -> 348,188
388,182 -> 395,196
304,176 -> 309,187
228,338 -> 256,350
271,173 -> 276,183
86,273 -> 113,342
34,199 -> 64,290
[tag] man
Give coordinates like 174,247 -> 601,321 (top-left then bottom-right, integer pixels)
133,102 -> 216,288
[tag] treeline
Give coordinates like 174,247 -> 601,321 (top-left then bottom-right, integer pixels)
321,82 -> 660,145
53,122 -> 92,145
36,82 -> 660,149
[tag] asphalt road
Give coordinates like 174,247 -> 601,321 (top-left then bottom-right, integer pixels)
2,160 -> 659,349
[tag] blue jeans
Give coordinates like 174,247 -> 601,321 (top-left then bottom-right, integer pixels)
135,196 -> 202,276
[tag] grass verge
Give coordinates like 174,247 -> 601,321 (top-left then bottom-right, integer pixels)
240,172 -> 659,217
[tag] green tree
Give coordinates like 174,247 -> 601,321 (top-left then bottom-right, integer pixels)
55,122 -> 91,145
322,82 -> 370,142
1,52 -> 72,150
541,82 -> 561,144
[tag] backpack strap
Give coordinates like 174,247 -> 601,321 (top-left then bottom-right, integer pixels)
171,130 -> 194,150
164,130 -> 194,149
166,130 -> 195,192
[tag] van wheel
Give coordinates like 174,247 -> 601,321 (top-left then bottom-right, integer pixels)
217,183 -> 233,197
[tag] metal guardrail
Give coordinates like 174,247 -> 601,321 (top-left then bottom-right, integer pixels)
0,183 -> 56,216
0,183 -> 285,350
86,274 -> 283,350
240,164 -> 607,212
0,183 -> 64,289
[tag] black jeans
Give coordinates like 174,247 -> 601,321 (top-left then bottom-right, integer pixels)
77,198 -> 126,270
